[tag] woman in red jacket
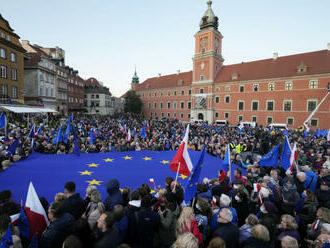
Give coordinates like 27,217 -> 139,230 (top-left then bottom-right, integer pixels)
176,207 -> 203,246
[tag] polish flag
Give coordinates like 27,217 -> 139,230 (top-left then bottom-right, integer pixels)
287,142 -> 298,173
149,178 -> 155,185
212,196 -> 217,207
126,129 -> 131,142
253,183 -> 261,193
327,130 -> 330,142
170,124 -> 193,177
24,182 -> 49,238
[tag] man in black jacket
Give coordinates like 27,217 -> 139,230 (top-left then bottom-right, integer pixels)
213,208 -> 239,248
94,212 -> 121,248
63,181 -> 85,219
40,201 -> 74,248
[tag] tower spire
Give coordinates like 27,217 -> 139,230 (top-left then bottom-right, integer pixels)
132,67 -> 139,84
200,0 -> 218,30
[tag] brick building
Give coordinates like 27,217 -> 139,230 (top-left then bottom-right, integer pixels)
67,67 -> 85,113
0,14 -> 26,104
132,1 -> 330,129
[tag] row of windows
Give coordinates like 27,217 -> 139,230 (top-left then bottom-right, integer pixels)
141,79 -> 319,98
150,112 -> 191,119
68,97 -> 84,103
0,48 -> 16,62
0,66 -> 17,80
39,87 -> 54,97
1,32 -> 11,41
214,112 -> 319,127
143,89 -> 192,98
0,85 -> 18,98
235,99 -> 317,112
148,101 -> 192,110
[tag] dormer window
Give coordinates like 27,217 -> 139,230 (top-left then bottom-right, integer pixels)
297,62 -> 308,73
232,72 -> 238,80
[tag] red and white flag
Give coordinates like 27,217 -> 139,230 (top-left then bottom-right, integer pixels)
327,130 -> 330,142
25,182 -> 49,238
169,124 -> 193,177
287,142 -> 298,173
149,178 -> 155,185
126,129 -> 131,142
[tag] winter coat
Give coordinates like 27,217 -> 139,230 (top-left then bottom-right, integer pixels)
243,237 -> 269,248
104,179 -> 123,211
210,207 -> 238,232
94,225 -> 121,248
281,185 -> 300,214
316,189 -> 330,208
239,223 -> 253,245
136,207 -> 160,248
303,171 -> 317,192
114,215 -> 128,243
84,201 -> 105,231
232,187 -> 250,226
124,201 -> 140,245
40,213 -> 74,248
307,219 -> 324,240
298,200 -> 318,226
62,193 -> 85,220
259,212 -> 279,245
157,205 -> 180,247
276,229 -> 300,247
213,222 -> 239,248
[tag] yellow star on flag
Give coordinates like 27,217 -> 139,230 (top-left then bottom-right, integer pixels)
150,189 -> 157,194
87,163 -> 99,167
143,157 -> 152,161
86,179 -> 103,185
178,174 -> 188,180
160,160 -> 169,164
79,170 -> 93,176
123,156 -> 132,160
104,158 -> 114,162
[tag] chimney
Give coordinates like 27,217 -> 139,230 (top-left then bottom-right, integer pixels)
327,42 -> 330,51
273,52 -> 278,60
158,73 -> 161,77
177,70 -> 180,75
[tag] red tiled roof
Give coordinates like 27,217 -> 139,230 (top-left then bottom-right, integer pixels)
85,77 -> 101,87
136,50 -> 330,90
216,49 -> 330,82
136,71 -> 193,90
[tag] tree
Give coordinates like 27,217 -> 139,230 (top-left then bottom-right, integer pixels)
124,90 -> 143,114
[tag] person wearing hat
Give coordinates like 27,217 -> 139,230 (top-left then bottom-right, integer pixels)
316,179 -> 330,208
259,201 -> 280,246
280,178 -> 300,215
232,179 -> 250,227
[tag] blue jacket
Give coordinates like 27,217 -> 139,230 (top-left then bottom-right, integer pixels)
210,207 -> 238,232
304,171 -> 317,192
40,213 -> 74,248
104,179 -> 123,211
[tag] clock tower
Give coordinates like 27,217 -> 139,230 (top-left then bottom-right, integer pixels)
191,0 -> 224,123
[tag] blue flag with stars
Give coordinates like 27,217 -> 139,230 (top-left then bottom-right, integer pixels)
139,122 -> 146,139
259,144 -> 280,167
184,145 -> 206,204
18,207 -> 30,239
52,125 -> 63,144
0,226 -> 13,248
280,137 -> 291,170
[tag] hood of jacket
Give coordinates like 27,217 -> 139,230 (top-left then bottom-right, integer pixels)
106,179 -> 120,195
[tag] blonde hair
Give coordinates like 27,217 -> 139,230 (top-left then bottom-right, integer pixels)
176,207 -> 194,236
207,237 -> 226,248
158,188 -> 167,198
172,233 -> 198,248
251,224 -> 270,242
281,235 -> 298,248
281,214 -> 298,230
54,192 -> 66,202
245,214 -> 259,226
318,207 -> 330,223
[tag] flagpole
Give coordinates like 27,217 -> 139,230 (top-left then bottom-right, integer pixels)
174,162 -> 181,183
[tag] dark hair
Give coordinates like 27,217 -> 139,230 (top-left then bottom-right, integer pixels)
49,201 -> 65,219
39,197 -> 49,214
0,214 -> 10,233
72,218 -> 94,246
113,205 -> 125,221
141,195 -> 152,208
165,177 -> 174,187
130,190 -> 140,201
63,235 -> 83,248
235,168 -> 242,176
0,190 -> 12,203
65,181 -> 76,193
103,212 -> 115,229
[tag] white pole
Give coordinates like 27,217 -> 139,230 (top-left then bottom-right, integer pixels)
174,162 -> 181,183
303,91 -> 329,130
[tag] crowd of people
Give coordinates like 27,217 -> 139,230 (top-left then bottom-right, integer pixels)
0,113 -> 329,247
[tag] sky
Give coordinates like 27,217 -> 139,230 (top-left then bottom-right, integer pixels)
1,0 -> 329,97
